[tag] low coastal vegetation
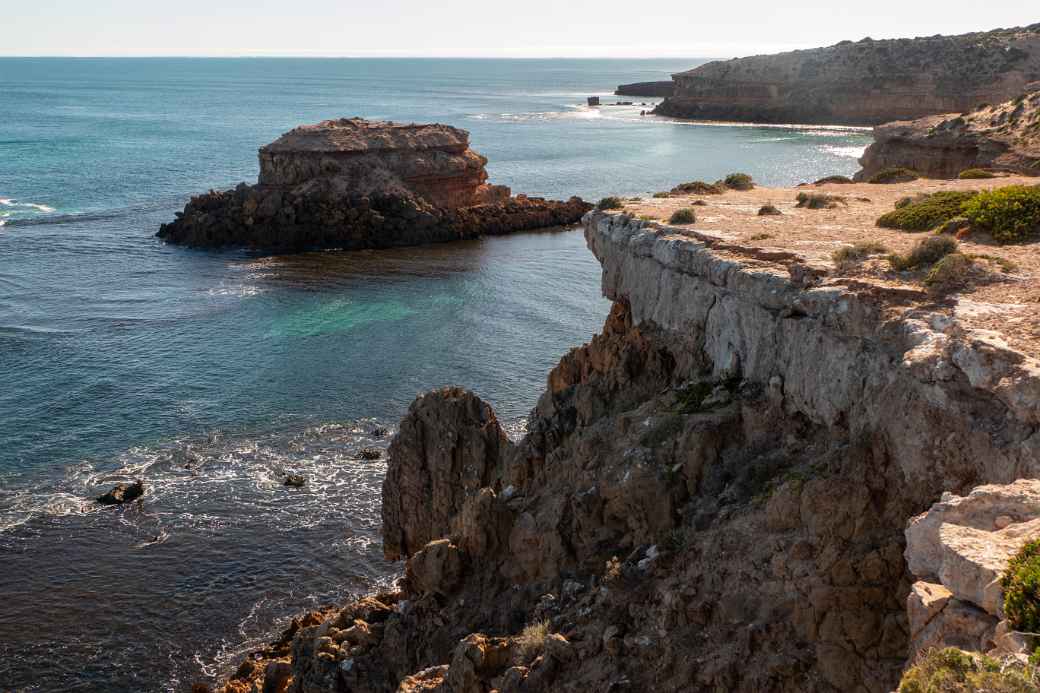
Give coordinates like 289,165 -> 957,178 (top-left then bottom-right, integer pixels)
1002,538 -> 1040,633
724,172 -> 754,191
597,196 -> 624,210
795,192 -> 846,209
832,240 -> 888,268
653,191 -> 671,198
959,168 -> 997,179
869,167 -> 920,184
923,252 -> 974,290
962,185 -> 1040,243
516,620 -> 550,661
898,647 -> 1039,692
877,191 -> 978,231
814,175 -> 854,185
757,204 -> 782,216
669,208 -> 697,224
670,180 -> 724,195
888,235 -> 958,271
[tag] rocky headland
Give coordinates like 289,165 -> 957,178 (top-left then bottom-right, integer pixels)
614,81 -> 674,98
856,90 -> 1040,180
158,118 -> 590,250
200,176 -> 1040,692
654,24 -> 1040,125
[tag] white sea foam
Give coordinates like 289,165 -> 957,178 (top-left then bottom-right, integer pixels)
0,197 -> 56,213
821,144 -> 868,158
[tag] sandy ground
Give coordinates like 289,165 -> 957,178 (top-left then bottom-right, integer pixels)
615,175 -> 1040,355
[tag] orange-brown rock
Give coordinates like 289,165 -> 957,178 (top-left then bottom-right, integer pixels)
856,91 -> 1040,179
655,24 -> 1040,125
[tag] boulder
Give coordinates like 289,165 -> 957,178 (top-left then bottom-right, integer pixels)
96,479 -> 144,505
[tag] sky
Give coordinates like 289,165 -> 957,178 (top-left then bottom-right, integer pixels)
0,1 -> 1036,58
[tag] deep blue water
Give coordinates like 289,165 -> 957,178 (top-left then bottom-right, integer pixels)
0,58 -> 871,691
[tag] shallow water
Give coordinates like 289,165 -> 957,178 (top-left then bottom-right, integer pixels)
0,57 -> 871,690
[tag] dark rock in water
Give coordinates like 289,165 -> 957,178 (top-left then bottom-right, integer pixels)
158,118 -> 591,250
370,427 -> 389,439
284,474 -> 306,488
356,448 -> 382,460
97,480 -> 144,505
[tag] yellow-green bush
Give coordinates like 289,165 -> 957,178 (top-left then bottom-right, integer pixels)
962,185 -> 1040,243
898,647 -> 1037,693
876,191 -> 978,232
1003,538 -> 1040,633
958,168 -> 996,179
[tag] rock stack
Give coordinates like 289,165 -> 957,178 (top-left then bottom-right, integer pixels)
158,118 -> 589,250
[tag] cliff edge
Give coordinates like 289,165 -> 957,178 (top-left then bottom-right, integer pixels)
158,118 -> 589,250
199,177 -> 1040,692
655,25 -> 1040,125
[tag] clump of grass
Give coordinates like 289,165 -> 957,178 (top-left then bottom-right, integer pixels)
832,240 -> 889,267
962,185 -> 1040,243
638,215 -> 657,222
516,620 -> 550,660
814,175 -> 854,185
958,168 -> 996,179
723,172 -> 754,191
888,235 -> 958,271
652,191 -> 671,198
924,253 -> 974,291
596,196 -> 624,210
876,191 -> 978,232
669,208 -> 696,224
795,192 -> 846,209
758,204 -> 782,216
868,167 -> 919,184
691,200 -> 707,206
898,647 -> 1037,693
1003,538 -> 1040,633
670,180 -> 724,195
970,253 -> 1018,273
748,233 -> 773,241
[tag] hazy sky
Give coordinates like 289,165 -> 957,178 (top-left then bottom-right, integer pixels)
1,1 -> 1036,58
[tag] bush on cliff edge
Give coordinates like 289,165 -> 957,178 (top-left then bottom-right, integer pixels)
898,647 -> 1038,692
596,196 -> 624,210
1003,538 -> 1040,634
962,186 -> 1040,243
876,191 -> 978,232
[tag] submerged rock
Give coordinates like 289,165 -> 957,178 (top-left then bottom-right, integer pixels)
355,448 -> 382,461
158,118 -> 590,250
96,480 -> 144,505
284,474 -> 306,488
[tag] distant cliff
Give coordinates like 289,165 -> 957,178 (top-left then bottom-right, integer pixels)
615,81 -> 673,97
655,24 -> 1040,125
856,90 -> 1040,179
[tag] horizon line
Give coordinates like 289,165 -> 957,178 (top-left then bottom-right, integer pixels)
0,54 -> 715,60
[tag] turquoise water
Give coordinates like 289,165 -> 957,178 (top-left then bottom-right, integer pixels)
0,58 -> 871,691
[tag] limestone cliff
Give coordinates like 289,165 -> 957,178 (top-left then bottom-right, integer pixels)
655,25 -> 1040,125
158,118 -> 589,250
856,90 -> 1040,180
203,194 -> 1040,692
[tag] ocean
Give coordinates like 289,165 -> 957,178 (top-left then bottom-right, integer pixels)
0,57 -> 871,691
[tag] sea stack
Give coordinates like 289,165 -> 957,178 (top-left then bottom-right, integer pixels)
158,118 -> 590,250
654,24 -> 1040,125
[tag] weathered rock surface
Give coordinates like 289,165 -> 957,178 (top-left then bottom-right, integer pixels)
158,118 -> 590,250
614,81 -> 674,97
96,479 -> 144,505
856,91 -> 1040,179
655,24 -> 1040,125
903,479 -> 1040,660
204,211 -> 1040,692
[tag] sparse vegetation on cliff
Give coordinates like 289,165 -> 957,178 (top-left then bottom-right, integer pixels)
876,191 -> 978,231
1003,538 -> 1040,633
889,236 -> 959,271
670,180 -> 724,195
962,185 -> 1040,243
869,167 -> 920,184
832,240 -> 888,268
758,204 -> 782,216
814,175 -> 854,185
898,647 -> 1038,693
924,253 -> 975,291
796,192 -> 845,209
959,168 -> 997,179
597,196 -> 624,210
669,208 -> 697,224
724,173 -> 754,191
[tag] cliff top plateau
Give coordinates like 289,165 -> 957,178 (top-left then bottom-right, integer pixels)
654,24 -> 1040,125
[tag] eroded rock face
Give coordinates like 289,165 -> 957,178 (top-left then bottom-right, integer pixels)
856,91 -> 1040,179
903,480 -> 1040,660
206,212 -> 1040,693
157,118 -> 590,249
655,25 -> 1040,125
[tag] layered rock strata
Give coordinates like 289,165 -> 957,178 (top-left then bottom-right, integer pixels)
654,25 -> 1040,125
614,81 -> 674,97
856,91 -> 1040,180
903,480 -> 1040,661
158,118 -> 590,250
206,209 -> 1040,693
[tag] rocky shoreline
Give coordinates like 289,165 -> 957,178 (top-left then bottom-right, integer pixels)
158,118 -> 590,250
198,177 -> 1040,692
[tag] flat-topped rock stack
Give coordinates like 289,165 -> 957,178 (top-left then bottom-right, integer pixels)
654,24 -> 1040,125
158,118 -> 589,250
856,90 -> 1040,180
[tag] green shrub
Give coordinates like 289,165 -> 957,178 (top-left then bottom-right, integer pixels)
923,253 -> 974,291
596,196 -> 624,210
796,192 -> 845,209
876,191 -> 978,232
814,175 -> 854,185
889,236 -> 959,271
898,647 -> 1036,693
757,204 -> 782,216
958,168 -> 996,179
962,185 -> 1040,243
1003,538 -> 1040,633
832,240 -> 889,267
868,167 -> 920,184
516,620 -> 550,660
669,208 -> 697,224
723,172 -> 754,191
671,180 -> 724,195
652,191 -> 671,198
